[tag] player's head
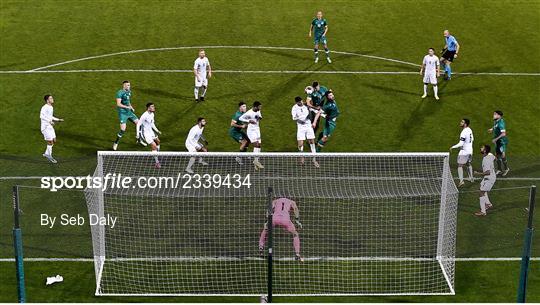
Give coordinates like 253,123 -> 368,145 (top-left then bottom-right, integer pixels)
480,144 -> 491,155
461,118 -> 470,127
294,96 -> 303,106
44,94 -> 54,105
122,80 -> 130,90
238,101 -> 247,112
312,81 -> 320,91
493,110 -> 503,120
444,30 -> 450,37
428,48 -> 435,55
316,11 -> 323,19
199,49 -> 206,58
146,102 -> 155,112
253,101 -> 262,111
197,117 -> 206,126
326,90 -> 334,101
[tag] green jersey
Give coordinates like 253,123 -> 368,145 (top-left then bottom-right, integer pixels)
493,118 -> 508,144
229,111 -> 244,133
311,18 -> 328,37
116,89 -> 132,114
308,85 -> 328,108
323,99 -> 340,121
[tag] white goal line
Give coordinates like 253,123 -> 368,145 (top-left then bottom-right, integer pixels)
0,257 -> 537,262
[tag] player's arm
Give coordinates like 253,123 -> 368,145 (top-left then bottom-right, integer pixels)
474,168 -> 491,176
199,133 -> 209,146
323,24 -> 328,36
207,60 -> 212,78
230,119 -> 245,129
308,23 -> 313,37
151,121 -> 161,135
450,137 -> 465,150
193,62 -> 200,81
454,41 -> 460,57
436,59 -> 440,77
420,62 -> 425,75
239,113 -> 256,124
116,97 -> 133,111
492,130 -> 507,143
291,201 -> 302,229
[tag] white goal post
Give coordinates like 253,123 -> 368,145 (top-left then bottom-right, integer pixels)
84,151 -> 458,296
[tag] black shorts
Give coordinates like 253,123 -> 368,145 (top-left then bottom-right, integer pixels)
442,50 -> 456,62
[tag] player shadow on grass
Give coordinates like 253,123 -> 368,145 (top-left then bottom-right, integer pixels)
396,100 -> 442,149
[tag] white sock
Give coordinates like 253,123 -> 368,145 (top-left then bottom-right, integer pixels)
479,195 -> 487,213
423,84 -> 427,95
201,86 -> 207,97
467,164 -> 473,181
310,143 -> 316,154
485,193 -> 492,205
194,87 -> 199,99
186,157 -> 196,170
457,167 -> 463,183
298,145 -> 304,152
152,150 -> 159,163
45,145 -> 53,156
198,157 -> 204,163
156,145 -> 160,152
433,85 -> 438,96
254,147 -> 261,162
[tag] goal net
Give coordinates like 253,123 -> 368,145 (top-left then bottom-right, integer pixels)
85,151 -> 458,296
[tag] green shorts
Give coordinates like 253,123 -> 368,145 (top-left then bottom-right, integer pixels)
229,130 -> 248,143
314,35 -> 327,45
323,120 -> 336,137
118,110 -> 138,124
495,141 -> 507,155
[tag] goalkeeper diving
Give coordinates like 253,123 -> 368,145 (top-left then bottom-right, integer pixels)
258,197 -> 303,262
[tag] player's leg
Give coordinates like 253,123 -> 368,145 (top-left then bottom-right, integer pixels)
457,163 -> 465,187
475,190 -> 488,216
194,77 -> 201,102
314,41 -> 320,63
316,122 -> 334,152
185,145 -> 198,173
466,156 -> 474,182
113,121 -> 127,150
253,141 -> 264,169
151,137 -> 161,167
199,79 -> 208,101
297,128 -> 306,164
432,82 -> 439,100
43,137 -> 57,163
197,146 -> 209,165
258,222 -> 268,255
306,127 -> 319,167
485,192 -> 493,210
495,143 -> 503,175
422,82 -> 428,98
323,39 -> 331,63
500,146 -> 510,176
283,220 -> 302,261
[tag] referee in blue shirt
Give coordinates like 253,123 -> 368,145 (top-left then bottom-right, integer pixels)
441,30 -> 460,80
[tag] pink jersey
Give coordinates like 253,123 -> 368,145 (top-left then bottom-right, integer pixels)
273,197 -> 295,218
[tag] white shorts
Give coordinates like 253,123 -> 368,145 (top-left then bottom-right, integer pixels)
41,126 -> 56,141
423,72 -> 438,85
457,154 -> 472,165
247,129 -> 261,143
142,131 -> 158,145
195,76 -> 208,87
297,124 -> 315,141
186,143 -> 202,153
480,178 -> 495,192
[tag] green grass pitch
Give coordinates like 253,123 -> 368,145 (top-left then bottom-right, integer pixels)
1,0 -> 539,302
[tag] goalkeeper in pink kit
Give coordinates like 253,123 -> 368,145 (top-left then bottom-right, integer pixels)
258,197 -> 303,262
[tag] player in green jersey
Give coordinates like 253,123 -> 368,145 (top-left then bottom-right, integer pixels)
309,11 -> 331,63
488,110 -> 509,176
306,81 -> 328,133
113,80 -> 139,150
229,101 -> 250,164
313,90 -> 340,152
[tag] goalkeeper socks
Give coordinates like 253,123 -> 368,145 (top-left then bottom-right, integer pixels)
293,235 -> 300,255
314,48 -> 319,59
310,143 -> 316,154
194,87 -> 199,99
45,145 -> 53,156
324,47 -> 330,57
115,130 -> 125,144
457,167 -> 464,183
258,229 -> 267,248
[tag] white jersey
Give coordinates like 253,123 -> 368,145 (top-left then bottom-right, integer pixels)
482,153 -> 497,181
239,109 -> 262,133
452,127 -> 474,155
423,54 -> 440,73
136,111 -> 157,135
194,57 -> 210,78
291,104 -> 311,125
185,124 -> 204,147
40,104 -> 56,131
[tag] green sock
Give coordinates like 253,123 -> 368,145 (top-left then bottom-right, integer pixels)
115,130 -> 125,144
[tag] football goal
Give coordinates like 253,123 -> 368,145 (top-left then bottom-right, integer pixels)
85,151 -> 458,296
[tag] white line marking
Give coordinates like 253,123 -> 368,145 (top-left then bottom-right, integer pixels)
0,257 -> 537,262
0,69 -> 539,76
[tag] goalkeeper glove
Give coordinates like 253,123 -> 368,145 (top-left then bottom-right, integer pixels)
294,217 -> 303,230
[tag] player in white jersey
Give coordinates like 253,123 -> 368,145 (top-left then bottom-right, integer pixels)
291,96 -> 319,168
420,48 -> 440,100
239,101 -> 264,170
474,145 -> 497,216
193,49 -> 212,102
450,118 -> 474,186
136,103 -> 162,168
185,117 -> 209,173
40,95 -> 64,163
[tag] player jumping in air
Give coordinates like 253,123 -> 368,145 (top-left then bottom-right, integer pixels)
291,96 -> 319,167
420,48 -> 440,100
474,144 -> 497,216
40,95 -> 64,163
450,118 -> 474,187
258,197 -> 303,262
306,81 -> 328,133
113,80 -> 138,151
488,110 -> 509,176
136,102 -> 162,168
229,101 -> 251,165
185,117 -> 209,174
193,49 -> 212,102
441,30 -> 460,80
239,101 -> 264,170
313,90 -> 340,152
309,11 -> 331,63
